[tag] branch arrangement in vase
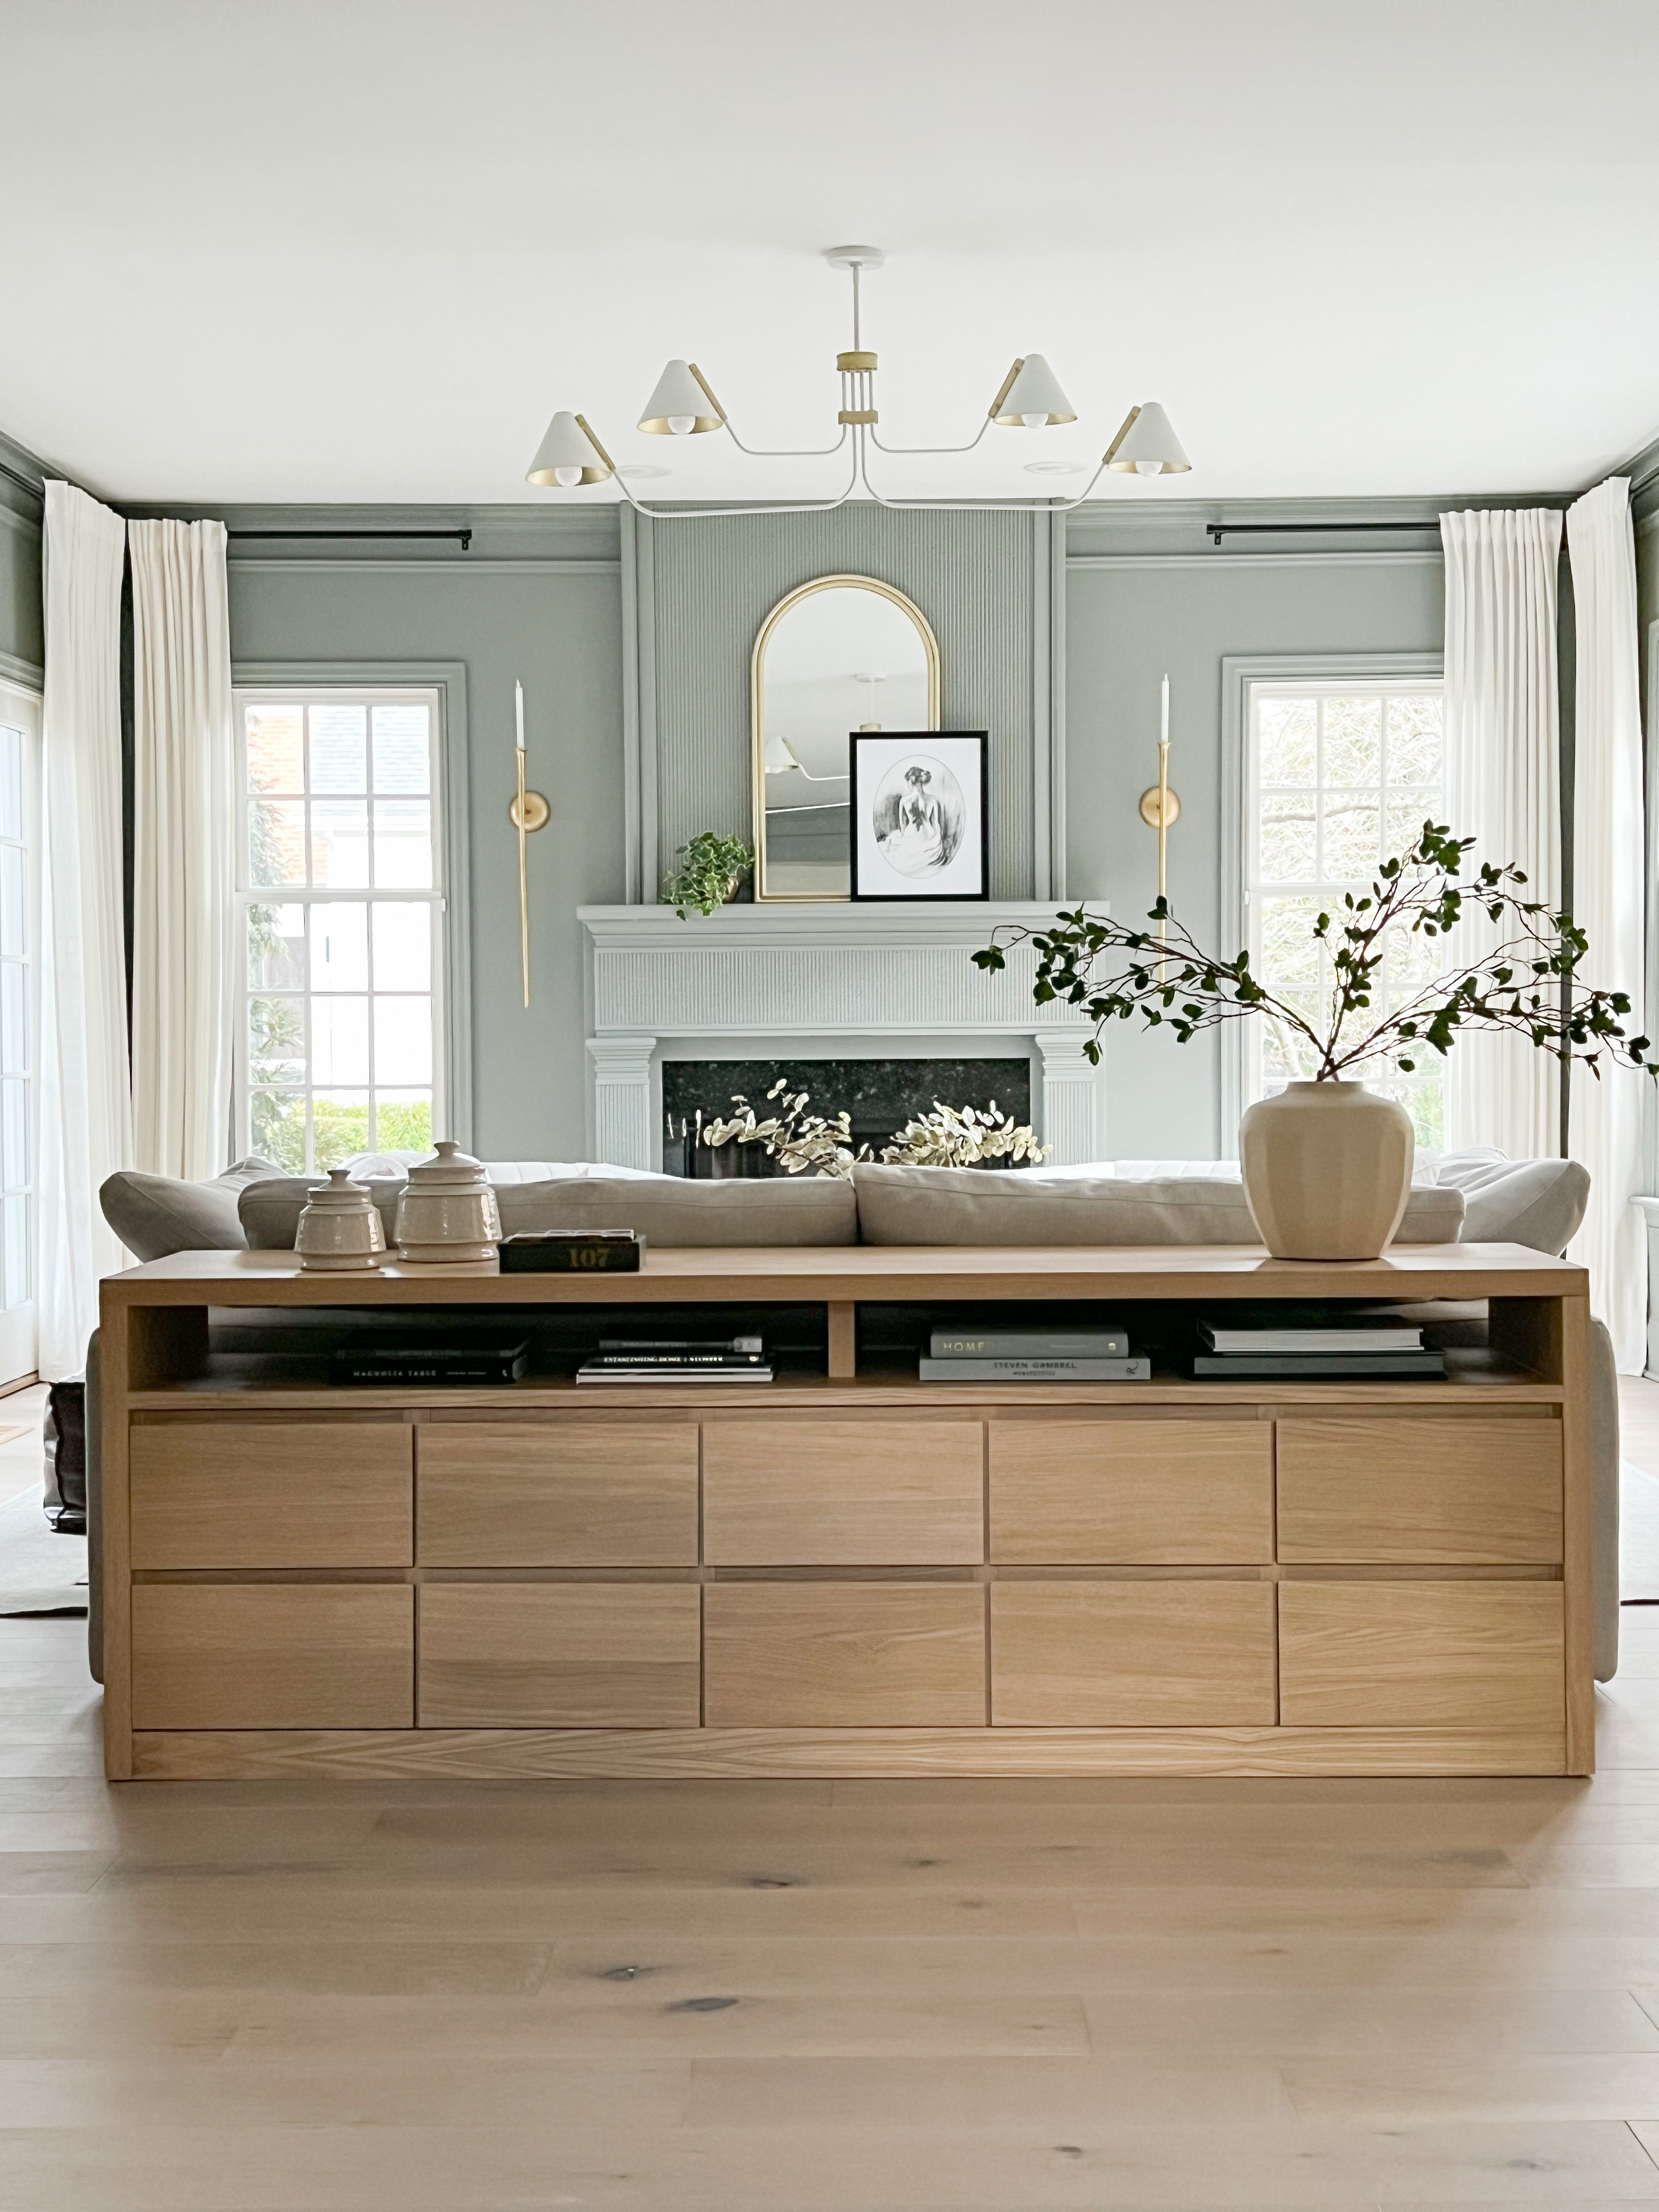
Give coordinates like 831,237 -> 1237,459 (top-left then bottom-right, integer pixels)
662,832 -> 755,918
974,822 -> 1654,1259
703,1081 -> 1047,1179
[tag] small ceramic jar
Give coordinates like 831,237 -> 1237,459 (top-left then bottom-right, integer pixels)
393,1141 -> 501,1264
295,1167 -> 387,1272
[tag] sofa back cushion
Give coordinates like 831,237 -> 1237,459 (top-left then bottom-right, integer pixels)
101,1158 -> 279,1262
852,1163 -> 1466,1247
239,1170 -> 859,1249
493,1175 -> 856,1247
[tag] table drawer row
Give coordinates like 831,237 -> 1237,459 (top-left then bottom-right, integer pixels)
128,1412 -> 1566,1570
128,1576 -> 1566,1735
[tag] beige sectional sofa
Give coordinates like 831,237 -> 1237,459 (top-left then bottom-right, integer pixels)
89,1146 -> 1615,1684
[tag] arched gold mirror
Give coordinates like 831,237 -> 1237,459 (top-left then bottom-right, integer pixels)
752,575 -> 940,900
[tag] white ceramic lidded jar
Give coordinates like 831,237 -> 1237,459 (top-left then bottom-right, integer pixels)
393,1141 -> 502,1264
295,1168 -> 388,1272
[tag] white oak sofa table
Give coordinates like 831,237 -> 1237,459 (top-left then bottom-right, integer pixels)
99,1241 -> 1592,1785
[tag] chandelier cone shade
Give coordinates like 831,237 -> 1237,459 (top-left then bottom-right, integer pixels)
638,359 -> 725,435
1105,400 -> 1191,475
991,353 -> 1076,427
525,411 -> 613,487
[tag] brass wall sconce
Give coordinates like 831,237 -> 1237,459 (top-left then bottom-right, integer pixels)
511,680 -> 550,1008
1138,675 -> 1180,969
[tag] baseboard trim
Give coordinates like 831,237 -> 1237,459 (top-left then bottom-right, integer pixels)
129,1724 -> 1569,1781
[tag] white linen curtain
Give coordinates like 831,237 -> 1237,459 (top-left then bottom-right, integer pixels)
37,483 -> 131,1380
1566,476 -> 1646,1369
1440,506 -> 1564,1160
129,520 -> 235,1180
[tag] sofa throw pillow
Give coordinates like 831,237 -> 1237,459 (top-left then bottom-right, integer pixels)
100,1156 -> 282,1262
1449,1156 -> 1590,1256
852,1163 -> 1465,1246
239,1175 -> 405,1250
494,1174 -> 857,1248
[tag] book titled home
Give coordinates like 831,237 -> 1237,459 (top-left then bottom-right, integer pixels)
929,1327 -> 1130,1359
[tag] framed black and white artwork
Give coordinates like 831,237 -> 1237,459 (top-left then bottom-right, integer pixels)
848,732 -> 989,901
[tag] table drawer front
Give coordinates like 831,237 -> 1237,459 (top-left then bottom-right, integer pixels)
990,1580 -> 1277,1726
1278,1581 -> 1565,1728
130,1421 -> 413,1569
703,1419 -> 985,1565
418,1583 -> 701,1727
1276,1417 -> 1563,1563
131,1584 -> 413,1729
703,1583 -> 986,1726
990,1418 -> 1273,1564
417,1420 -> 699,1566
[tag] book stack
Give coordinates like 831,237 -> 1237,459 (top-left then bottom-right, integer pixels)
918,1325 -> 1149,1383
1193,1316 -> 1445,1380
575,1335 -> 772,1385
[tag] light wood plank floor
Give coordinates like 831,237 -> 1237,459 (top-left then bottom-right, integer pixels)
7,1613 -> 1659,2203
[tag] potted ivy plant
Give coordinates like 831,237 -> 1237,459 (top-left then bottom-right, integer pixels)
662,831 -> 755,919
975,822 -> 1653,1259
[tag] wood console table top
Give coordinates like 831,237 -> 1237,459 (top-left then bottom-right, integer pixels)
108,1240 -> 1587,1306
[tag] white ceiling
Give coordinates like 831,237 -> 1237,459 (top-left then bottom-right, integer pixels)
5,0 -> 1659,507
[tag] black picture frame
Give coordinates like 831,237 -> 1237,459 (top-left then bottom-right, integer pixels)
848,731 -> 990,902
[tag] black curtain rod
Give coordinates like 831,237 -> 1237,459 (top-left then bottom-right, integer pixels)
225,527 -> 473,550
1207,520 -> 1443,544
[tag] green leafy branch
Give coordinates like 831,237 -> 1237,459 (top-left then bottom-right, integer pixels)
973,821 -> 1655,1080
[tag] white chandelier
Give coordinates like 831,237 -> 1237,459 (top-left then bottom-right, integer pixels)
526,245 -> 1190,519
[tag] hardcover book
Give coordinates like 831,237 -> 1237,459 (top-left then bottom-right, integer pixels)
929,1327 -> 1130,1359
918,1355 -> 1149,1381
499,1232 -> 645,1273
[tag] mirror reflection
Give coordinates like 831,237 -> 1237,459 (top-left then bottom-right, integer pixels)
752,577 -> 939,899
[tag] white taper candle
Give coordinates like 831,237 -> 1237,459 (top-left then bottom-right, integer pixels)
515,679 -> 525,753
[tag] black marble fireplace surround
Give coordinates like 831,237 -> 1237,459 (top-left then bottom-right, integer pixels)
661,1058 -> 1034,1177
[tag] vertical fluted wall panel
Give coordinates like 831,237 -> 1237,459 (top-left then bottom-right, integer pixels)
648,510 -> 1037,899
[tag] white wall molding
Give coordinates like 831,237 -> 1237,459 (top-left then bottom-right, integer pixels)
224,556 -> 619,575
1067,550 -> 1444,573
0,651 -> 42,692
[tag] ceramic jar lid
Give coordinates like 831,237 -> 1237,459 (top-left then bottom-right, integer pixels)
403,1141 -> 490,1191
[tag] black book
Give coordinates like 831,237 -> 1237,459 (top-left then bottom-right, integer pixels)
1191,1351 -> 1446,1379
331,1333 -> 531,1386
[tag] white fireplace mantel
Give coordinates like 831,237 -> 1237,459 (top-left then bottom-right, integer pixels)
576,902 -> 1107,1170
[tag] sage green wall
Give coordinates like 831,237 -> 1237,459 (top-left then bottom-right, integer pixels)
200,502 -> 1450,1166
220,524 -> 625,1161
1064,538 -> 1445,1158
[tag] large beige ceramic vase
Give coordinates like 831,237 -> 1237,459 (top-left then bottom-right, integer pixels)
1239,1079 -> 1414,1260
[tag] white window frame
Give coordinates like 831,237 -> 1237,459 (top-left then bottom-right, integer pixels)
231,668 -> 472,1166
1219,652 -> 1442,1155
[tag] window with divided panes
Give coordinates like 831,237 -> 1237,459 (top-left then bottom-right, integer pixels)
1246,681 -> 1445,1146
236,689 -> 445,1171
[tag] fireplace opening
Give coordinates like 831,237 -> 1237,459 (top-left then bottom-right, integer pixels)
660,1057 -> 1035,1178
